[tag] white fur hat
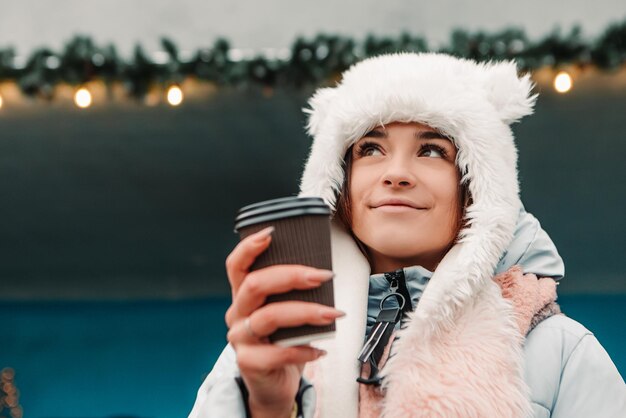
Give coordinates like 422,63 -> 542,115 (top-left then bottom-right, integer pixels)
299,52 -> 537,324
300,52 -> 536,210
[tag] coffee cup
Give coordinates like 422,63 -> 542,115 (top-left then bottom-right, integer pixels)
234,196 -> 334,346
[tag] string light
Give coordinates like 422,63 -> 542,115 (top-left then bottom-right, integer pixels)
554,71 -> 573,93
74,87 -> 92,108
144,89 -> 160,107
166,85 -> 183,106
1,367 -> 22,417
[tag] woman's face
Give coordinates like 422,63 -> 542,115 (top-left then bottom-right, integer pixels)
349,121 -> 461,273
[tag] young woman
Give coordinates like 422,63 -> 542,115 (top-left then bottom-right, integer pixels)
189,53 -> 625,418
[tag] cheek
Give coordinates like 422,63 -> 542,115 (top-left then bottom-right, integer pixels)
348,167 -> 368,210
432,169 -> 462,225
349,183 -> 366,229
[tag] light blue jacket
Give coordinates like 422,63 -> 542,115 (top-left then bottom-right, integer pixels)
189,208 -> 626,417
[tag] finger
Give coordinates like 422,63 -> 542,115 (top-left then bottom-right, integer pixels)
237,344 -> 327,374
227,302 -> 344,344
225,226 -> 274,297
253,302 -> 345,337
226,265 -> 333,326
227,315 -> 270,346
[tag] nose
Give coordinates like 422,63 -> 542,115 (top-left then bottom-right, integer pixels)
381,159 -> 416,189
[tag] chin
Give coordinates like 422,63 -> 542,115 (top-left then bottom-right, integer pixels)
360,225 -> 454,263
365,230 -> 428,258
371,243 -> 428,261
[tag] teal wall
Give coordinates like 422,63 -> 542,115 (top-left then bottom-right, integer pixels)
1,295 -> 624,417
0,83 -> 624,299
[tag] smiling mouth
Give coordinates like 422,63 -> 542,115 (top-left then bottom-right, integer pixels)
373,204 -> 425,212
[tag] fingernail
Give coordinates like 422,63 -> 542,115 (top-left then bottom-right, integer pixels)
316,349 -> 327,357
254,226 -> 274,241
320,308 -> 346,320
306,270 -> 334,285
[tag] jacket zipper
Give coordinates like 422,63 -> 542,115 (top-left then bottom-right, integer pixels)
357,270 -> 410,386
383,269 -> 413,314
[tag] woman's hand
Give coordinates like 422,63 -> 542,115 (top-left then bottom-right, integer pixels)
224,227 -> 344,418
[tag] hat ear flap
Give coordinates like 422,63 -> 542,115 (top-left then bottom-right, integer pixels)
482,61 -> 538,125
303,87 -> 338,137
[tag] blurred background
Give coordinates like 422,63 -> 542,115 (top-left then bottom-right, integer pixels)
1,1 -> 625,417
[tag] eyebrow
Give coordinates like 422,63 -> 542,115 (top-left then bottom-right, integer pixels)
363,128 -> 451,141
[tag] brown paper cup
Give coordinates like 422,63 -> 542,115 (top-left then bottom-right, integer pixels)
235,197 -> 334,346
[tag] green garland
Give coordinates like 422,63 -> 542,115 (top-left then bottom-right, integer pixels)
0,20 -> 625,100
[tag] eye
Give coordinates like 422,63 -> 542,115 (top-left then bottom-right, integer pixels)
419,144 -> 447,159
356,141 -> 383,157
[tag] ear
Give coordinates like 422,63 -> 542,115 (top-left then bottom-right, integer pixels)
302,87 -> 338,137
482,61 -> 538,125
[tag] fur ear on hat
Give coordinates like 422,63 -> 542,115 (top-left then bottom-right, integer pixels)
480,60 -> 538,124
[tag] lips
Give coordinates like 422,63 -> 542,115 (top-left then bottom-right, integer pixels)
371,198 -> 426,210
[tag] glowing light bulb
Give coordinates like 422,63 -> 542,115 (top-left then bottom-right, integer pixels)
0,94 -> 3,109
167,85 -> 183,106
74,88 -> 92,108
554,71 -> 573,93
